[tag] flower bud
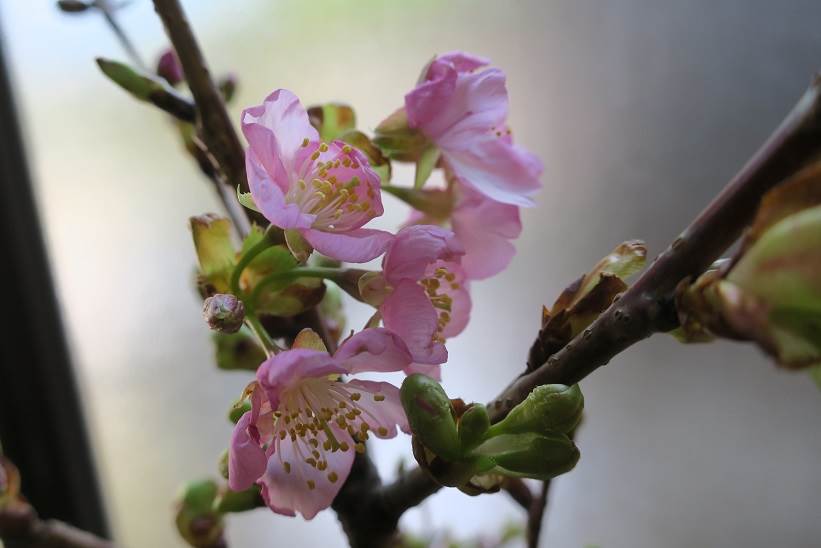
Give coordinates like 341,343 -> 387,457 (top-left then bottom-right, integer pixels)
57,0 -> 92,13
307,103 -> 356,141
488,384 -> 583,437
400,374 -> 461,461
458,404 -> 491,451
203,294 -> 245,333
217,74 -> 238,103
374,108 -> 430,162
157,49 -> 184,86
475,432 -> 580,481
175,479 -> 223,548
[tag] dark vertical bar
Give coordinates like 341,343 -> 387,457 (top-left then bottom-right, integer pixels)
0,20 -> 110,538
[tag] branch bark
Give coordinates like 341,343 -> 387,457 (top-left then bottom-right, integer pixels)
527,481 -> 551,548
0,503 -> 114,548
152,0 -> 253,236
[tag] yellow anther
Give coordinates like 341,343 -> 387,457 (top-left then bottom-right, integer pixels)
328,471 -> 339,483
307,480 -> 316,490
339,441 -> 350,452
311,150 -> 320,161
342,157 -> 352,167
319,142 -> 329,152
301,138 -> 310,147
350,393 -> 361,401
355,443 -> 366,454
279,430 -> 287,440
305,457 -> 317,467
312,449 -> 320,459
283,461 -> 291,473
373,394 -> 385,402
377,427 -> 388,436
342,145 -> 352,154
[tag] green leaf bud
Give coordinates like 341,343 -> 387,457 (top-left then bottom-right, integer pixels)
488,384 -> 583,437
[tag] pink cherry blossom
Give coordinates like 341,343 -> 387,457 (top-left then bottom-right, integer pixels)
376,225 -> 472,373
228,328 -> 411,520
404,52 -> 543,207
405,183 -> 522,281
242,89 -> 393,263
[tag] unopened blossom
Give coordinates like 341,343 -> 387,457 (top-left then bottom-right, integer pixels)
366,225 -> 472,374
242,89 -> 393,262
228,328 -> 411,519
404,52 -> 543,207
406,182 -> 522,280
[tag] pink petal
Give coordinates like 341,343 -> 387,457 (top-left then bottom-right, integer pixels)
301,228 -> 393,263
429,51 -> 490,76
404,362 -> 442,381
256,349 -> 345,409
246,149 -> 314,229
380,280 -> 447,365
443,137 -> 543,207
382,225 -> 464,285
335,328 -> 412,374
228,412 -> 267,491
452,187 -> 522,280
405,62 -> 458,134
259,426 -> 355,520
345,379 -> 410,436
241,89 -> 318,178
426,68 -> 509,143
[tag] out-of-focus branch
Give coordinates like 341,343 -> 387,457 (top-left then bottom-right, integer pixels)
0,503 -> 114,548
526,481 -> 551,548
96,0 -> 146,70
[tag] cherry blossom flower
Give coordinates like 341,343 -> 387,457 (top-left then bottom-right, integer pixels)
404,52 -> 543,207
365,225 -> 472,375
228,328 -> 411,519
405,183 -> 522,280
242,89 -> 393,262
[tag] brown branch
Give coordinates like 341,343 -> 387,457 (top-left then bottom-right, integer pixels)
527,481 -> 551,548
373,74 -> 821,526
0,503 -> 114,548
502,478 -> 534,510
151,0 -> 254,236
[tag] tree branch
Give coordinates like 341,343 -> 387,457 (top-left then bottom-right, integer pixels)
151,0 -> 253,236
527,481 -> 551,548
374,74 -> 821,525
0,503 -> 114,548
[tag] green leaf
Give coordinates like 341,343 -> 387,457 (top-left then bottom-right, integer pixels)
414,146 -> 441,189
307,103 -> 356,141
475,432 -> 580,481
190,214 -> 236,294
236,187 -> 261,213
97,57 -> 161,101
213,329 -> 266,371
458,404 -> 491,451
284,229 -> 313,263
487,384 -> 583,437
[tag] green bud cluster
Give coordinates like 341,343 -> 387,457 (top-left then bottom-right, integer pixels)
175,478 -> 261,548
400,375 -> 583,490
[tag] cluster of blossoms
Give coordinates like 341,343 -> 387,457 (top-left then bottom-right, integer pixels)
227,51 -> 543,519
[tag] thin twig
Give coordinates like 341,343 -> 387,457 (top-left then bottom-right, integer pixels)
503,478 -> 534,510
527,481 -> 551,548
95,0 -> 146,70
373,74 -> 821,526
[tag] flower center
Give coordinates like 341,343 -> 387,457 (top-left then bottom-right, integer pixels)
420,265 -> 460,343
287,140 -> 378,231
271,377 -> 388,490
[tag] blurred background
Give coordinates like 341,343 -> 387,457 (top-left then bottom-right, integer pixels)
1,0 -> 820,546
